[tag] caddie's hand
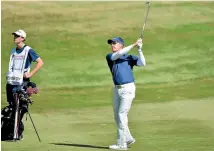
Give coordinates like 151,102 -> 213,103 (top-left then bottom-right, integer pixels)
133,38 -> 143,47
24,72 -> 32,79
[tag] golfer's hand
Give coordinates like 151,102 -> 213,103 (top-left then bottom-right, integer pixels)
137,42 -> 143,49
133,38 -> 142,47
24,72 -> 32,79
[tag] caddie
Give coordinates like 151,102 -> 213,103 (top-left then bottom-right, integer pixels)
106,37 -> 146,150
5,29 -> 44,139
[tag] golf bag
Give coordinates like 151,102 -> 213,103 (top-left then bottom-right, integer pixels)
1,81 -> 38,141
1,105 -> 25,140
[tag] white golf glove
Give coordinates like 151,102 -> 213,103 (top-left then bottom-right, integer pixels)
135,38 -> 143,49
137,42 -> 143,49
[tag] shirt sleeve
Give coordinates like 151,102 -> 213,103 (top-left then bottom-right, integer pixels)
110,45 -> 134,61
136,49 -> 146,66
10,48 -> 16,54
28,49 -> 39,62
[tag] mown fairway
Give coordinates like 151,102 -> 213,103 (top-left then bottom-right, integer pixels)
1,1 -> 214,151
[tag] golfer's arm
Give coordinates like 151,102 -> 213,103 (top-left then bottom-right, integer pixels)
30,58 -> 44,77
137,48 -> 146,66
111,45 -> 134,61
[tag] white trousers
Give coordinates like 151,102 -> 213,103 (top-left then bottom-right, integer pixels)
112,82 -> 136,145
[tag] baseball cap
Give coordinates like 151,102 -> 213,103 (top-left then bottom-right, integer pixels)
12,29 -> 27,39
107,37 -> 124,46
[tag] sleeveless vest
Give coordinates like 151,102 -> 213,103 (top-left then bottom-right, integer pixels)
6,46 -> 31,85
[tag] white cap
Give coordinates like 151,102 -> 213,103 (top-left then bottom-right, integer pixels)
12,29 -> 27,39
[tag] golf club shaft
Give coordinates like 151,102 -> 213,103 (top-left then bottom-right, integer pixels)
13,94 -> 20,140
140,2 -> 151,39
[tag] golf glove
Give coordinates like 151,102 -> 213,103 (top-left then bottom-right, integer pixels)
137,42 -> 143,49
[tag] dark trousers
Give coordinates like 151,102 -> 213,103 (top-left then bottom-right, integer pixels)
6,84 -> 17,106
6,83 -> 28,124
6,78 -> 30,105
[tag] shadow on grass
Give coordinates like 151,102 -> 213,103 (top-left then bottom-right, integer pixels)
51,143 -> 109,149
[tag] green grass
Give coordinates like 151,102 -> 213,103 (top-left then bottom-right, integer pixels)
1,99 -> 214,151
1,1 -> 214,151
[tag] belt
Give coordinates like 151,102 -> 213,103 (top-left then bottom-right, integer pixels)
115,85 -> 122,89
115,82 -> 134,89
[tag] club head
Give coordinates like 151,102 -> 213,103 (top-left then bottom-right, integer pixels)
145,1 -> 150,4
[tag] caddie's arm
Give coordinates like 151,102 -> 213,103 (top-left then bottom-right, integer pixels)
24,58 -> 44,79
111,38 -> 142,61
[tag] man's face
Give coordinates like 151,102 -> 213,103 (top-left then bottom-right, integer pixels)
13,34 -> 24,44
111,41 -> 123,52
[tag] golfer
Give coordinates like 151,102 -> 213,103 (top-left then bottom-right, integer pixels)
106,37 -> 146,150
